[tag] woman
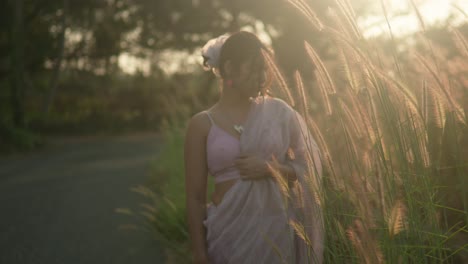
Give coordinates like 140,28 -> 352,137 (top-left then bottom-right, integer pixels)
184,31 -> 324,264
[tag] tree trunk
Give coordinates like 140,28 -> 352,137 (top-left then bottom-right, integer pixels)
10,0 -> 25,128
44,0 -> 68,115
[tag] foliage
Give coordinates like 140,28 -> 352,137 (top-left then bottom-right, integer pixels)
274,0 -> 468,263
0,121 -> 43,153
1,0 -> 379,143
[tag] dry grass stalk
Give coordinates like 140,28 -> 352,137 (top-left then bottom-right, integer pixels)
451,28 -> 468,59
289,219 -> 312,246
334,0 -> 362,40
315,70 -> 333,115
416,129 -> 431,167
262,49 -> 296,107
388,199 -> 408,238
294,70 -> 310,117
338,98 -> 364,139
287,0 -> 323,31
414,52 -> 466,124
305,41 -> 337,94
378,0 -> 404,78
426,82 -> 446,128
337,48 -> 362,92
408,0 -> 426,32
340,116 -> 359,160
327,7 -> 352,39
350,90 -> 377,144
268,158 -> 291,200
346,219 -> 385,264
306,116 -> 340,189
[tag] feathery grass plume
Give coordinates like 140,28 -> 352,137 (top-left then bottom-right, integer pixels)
346,219 -> 384,264
426,83 -> 446,128
304,41 -> 337,94
414,52 -> 466,124
287,0 -> 323,31
306,117 -> 341,189
422,79 -> 429,125
350,89 -> 377,144
327,7 -> 352,39
293,70 -> 309,118
345,226 -> 364,260
337,47 -> 362,93
115,207 -> 135,216
267,158 -> 291,200
451,28 -> 468,59
289,219 -> 313,246
373,150 -> 389,217
140,203 -> 157,213
419,134 -> 431,168
408,0 -> 426,32
334,0 -> 363,40
131,185 -> 157,199
303,152 -> 322,198
387,199 -> 407,238
328,26 -> 421,116
338,97 -> 364,139
405,90 -> 424,129
366,86 -> 390,162
372,65 -> 420,114
260,232 -> 289,264
325,26 -> 375,71
262,49 -> 295,107
340,119 -> 359,163
361,150 -> 373,175
315,70 -> 333,115
405,148 -> 415,164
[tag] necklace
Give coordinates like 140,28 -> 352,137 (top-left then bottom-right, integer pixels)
222,111 -> 244,134
233,124 -> 244,134
224,108 -> 248,135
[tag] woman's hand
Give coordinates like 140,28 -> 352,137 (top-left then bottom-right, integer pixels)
234,154 -> 270,180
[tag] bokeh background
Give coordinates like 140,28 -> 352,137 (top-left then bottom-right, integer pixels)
1,0 -> 467,263
1,0 -> 466,149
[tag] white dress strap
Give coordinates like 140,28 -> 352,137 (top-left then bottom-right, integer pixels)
205,111 -> 215,126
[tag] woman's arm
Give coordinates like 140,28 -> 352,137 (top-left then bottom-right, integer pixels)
184,113 -> 210,264
235,154 -> 297,183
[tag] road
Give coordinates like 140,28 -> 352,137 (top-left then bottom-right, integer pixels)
0,133 -> 166,264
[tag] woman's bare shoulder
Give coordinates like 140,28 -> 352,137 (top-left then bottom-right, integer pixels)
186,110 -> 212,137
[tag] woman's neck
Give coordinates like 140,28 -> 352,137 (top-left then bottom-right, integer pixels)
218,90 -> 252,111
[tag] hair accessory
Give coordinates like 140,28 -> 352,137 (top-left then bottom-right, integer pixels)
201,34 -> 229,72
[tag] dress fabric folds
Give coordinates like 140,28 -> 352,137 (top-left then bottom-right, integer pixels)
203,96 -> 324,264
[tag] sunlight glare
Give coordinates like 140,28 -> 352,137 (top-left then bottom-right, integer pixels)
360,0 -> 467,38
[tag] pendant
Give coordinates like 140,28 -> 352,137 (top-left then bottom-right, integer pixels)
234,125 -> 244,134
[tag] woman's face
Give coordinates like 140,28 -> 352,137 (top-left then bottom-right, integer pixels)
232,56 -> 266,98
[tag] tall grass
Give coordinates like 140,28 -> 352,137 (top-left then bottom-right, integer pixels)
117,119 -> 215,263
283,0 -> 467,262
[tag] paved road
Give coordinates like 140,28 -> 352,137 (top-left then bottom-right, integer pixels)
0,133 -> 166,264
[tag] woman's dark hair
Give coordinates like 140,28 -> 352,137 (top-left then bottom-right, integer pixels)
218,31 -> 272,95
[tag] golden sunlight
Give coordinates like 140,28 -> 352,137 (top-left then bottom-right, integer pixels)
360,0 -> 467,37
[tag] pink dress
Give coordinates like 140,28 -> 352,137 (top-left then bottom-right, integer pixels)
202,96 -> 324,264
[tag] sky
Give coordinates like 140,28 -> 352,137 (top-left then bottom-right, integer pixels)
118,0 -> 467,75
359,0 -> 467,37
